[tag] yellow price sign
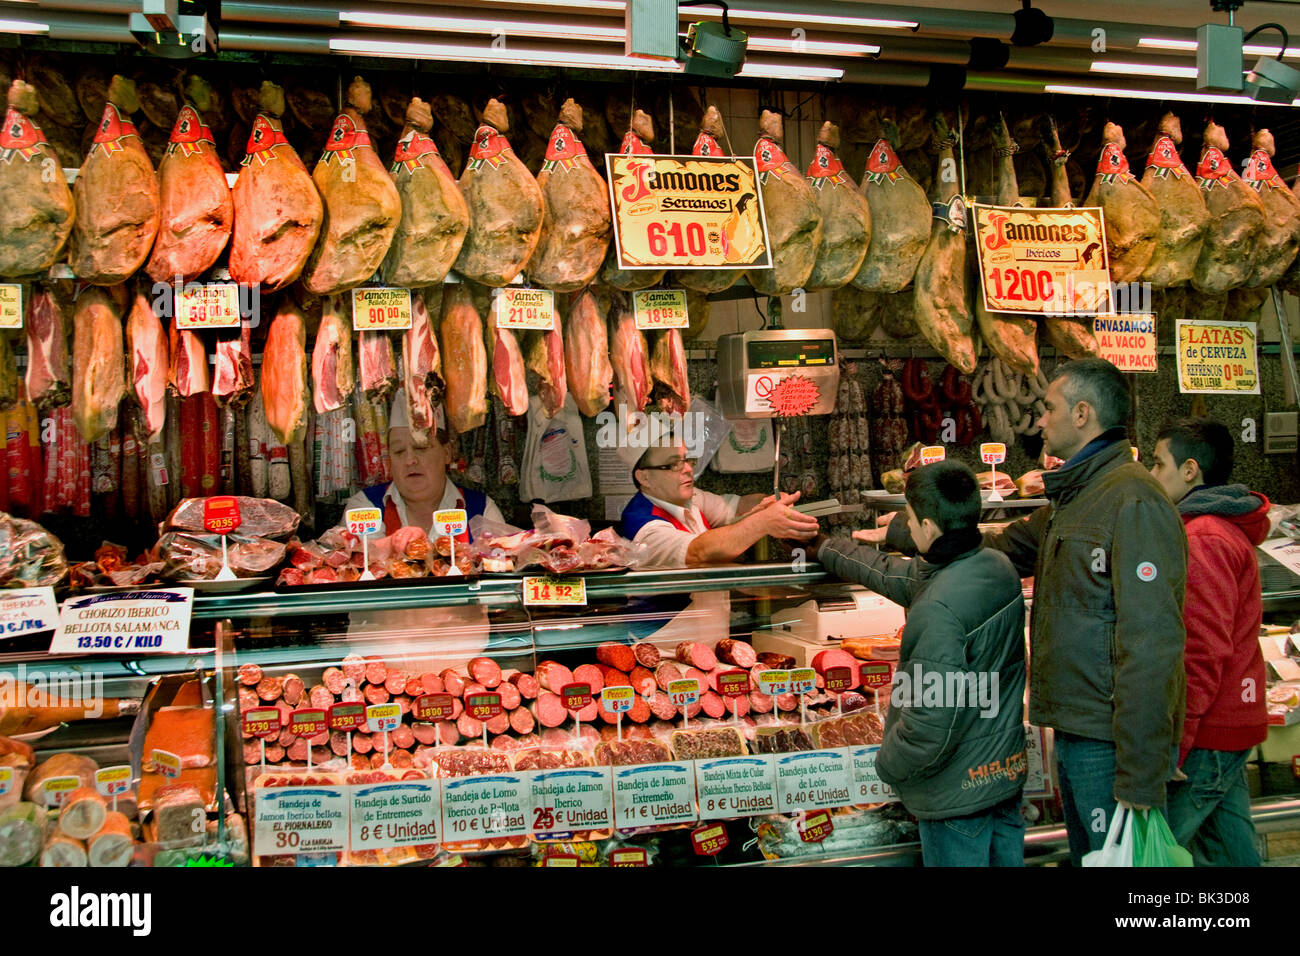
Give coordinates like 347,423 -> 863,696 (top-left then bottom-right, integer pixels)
346,507 -> 382,537
523,576 -> 586,607
95,765 -> 132,797
920,445 -> 946,465
352,287 -> 413,331
42,775 -> 81,807
367,702 -> 402,732
0,284 -> 21,329
434,509 -> 467,538
493,287 -> 555,331
153,749 -> 182,779
601,685 -> 635,714
0,766 -> 12,797
632,289 -> 689,330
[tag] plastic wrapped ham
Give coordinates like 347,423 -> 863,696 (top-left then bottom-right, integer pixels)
0,513 -> 68,588
154,532 -> 286,580
163,496 -> 301,539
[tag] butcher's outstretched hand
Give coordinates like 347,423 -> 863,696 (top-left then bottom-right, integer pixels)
754,499 -> 818,541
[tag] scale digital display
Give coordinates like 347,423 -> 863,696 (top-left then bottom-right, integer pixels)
745,339 -> 835,369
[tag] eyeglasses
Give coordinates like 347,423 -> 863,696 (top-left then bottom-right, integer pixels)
638,457 -> 698,473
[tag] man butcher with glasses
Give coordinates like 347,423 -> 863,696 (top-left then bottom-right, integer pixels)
620,442 -> 819,568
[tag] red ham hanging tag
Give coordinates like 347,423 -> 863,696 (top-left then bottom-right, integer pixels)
166,105 -> 214,158
806,143 -> 850,189
541,123 -> 589,174
242,115 -> 290,168
1243,148 -> 1285,190
391,128 -> 441,175
1196,147 -> 1232,188
620,130 -> 650,155
864,139 -> 905,183
1095,142 -> 1133,185
0,109 -> 48,162
467,124 -> 512,172
321,113 -> 372,166
1145,135 -> 1185,178
90,103 -> 140,158
693,131 -> 723,156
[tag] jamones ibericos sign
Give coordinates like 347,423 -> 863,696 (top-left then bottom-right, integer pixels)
606,154 -> 771,270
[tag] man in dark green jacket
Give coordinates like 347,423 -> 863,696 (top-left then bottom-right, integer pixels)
816,461 -> 1028,866
869,358 -> 1187,865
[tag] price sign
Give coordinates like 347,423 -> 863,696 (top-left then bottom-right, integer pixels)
350,777 -> 440,851
42,775 -> 82,808
201,495 -> 242,535
601,686 -> 635,714
328,702 -> 366,732
290,709 -> 327,739
243,706 -> 281,739
980,442 -> 1007,466
690,822 -> 729,857
523,576 -> 586,607
775,749 -> 853,811
561,682 -> 593,712
176,283 -> 241,329
351,287 -> 413,331
345,507 -> 381,537
612,762 -> 697,827
755,670 -> 789,696
859,662 -> 893,691
824,665 -> 857,693
366,703 -> 401,733
0,586 -> 58,637
493,287 -> 556,331
412,694 -> 454,722
789,668 -> 816,696
632,289 -> 689,330
798,809 -> 834,843
0,767 -> 11,798
920,445 -> 946,466
153,749 -> 182,780
1175,319 -> 1260,394
50,587 -> 194,656
606,153 -> 770,270
440,773 -> 530,839
95,766 -> 132,798
529,766 -> 613,837
849,745 -> 900,804
544,854 -> 579,867
696,754 -> 777,820
668,679 -> 700,707
0,284 -> 21,329
716,669 -> 750,698
609,847 -> 648,867
465,692 -> 502,721
253,783 -> 349,854
433,509 -> 467,538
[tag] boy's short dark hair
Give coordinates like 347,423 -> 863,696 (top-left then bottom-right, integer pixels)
904,460 -> 981,534
1158,417 -> 1234,486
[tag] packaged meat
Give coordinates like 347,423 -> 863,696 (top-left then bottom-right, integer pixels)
0,801 -> 45,866
137,768 -> 216,813
22,753 -> 97,804
0,512 -> 67,588
162,496 -> 300,539
810,711 -> 884,748
670,727 -> 747,760
751,725 -> 814,754
155,531 -> 285,580
592,739 -> 671,766
142,706 -> 214,771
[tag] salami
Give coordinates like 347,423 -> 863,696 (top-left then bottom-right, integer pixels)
629,666 -> 656,697
675,641 -> 717,671
595,642 -> 636,672
456,713 -> 483,739
628,695 -> 652,724
256,676 -> 284,701
237,664 -> 262,686
384,671 -> 407,695
632,643 -> 661,668
363,683 -> 389,705
364,658 -> 387,685
467,656 -> 502,689
571,663 -> 604,695
649,691 -> 677,721
321,668 -> 345,696
654,661 -> 683,691
748,691 -> 774,714
497,681 -> 522,710
390,724 -> 415,749
309,684 -> 332,710
510,672 -> 539,699
509,706 -> 534,735
599,667 -> 631,688
716,638 -> 756,668
535,661 -> 573,693
418,672 -> 443,695
440,669 -> 465,697
700,690 -> 726,719
341,654 -> 366,683
282,675 -> 305,706
811,648 -> 858,675
532,692 -> 567,728
352,732 -> 373,754
484,711 -> 510,736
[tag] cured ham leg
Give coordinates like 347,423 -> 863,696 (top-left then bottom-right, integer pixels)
562,289 -> 610,418
438,285 -> 489,433
359,331 -> 398,404
126,289 -> 168,439
168,324 -> 209,397
487,306 -> 529,418
71,286 -> 127,443
311,295 -> 355,414
24,287 -> 70,410
609,304 -> 652,411
213,322 -> 255,408
401,290 -> 443,445
261,300 -> 310,446
649,329 -> 690,415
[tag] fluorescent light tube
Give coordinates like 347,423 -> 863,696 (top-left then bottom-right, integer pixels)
0,18 -> 49,33
1090,60 -> 1198,79
329,37 -> 684,70
727,10 -> 915,29
748,37 -> 879,56
1140,36 -> 1300,58
738,61 -> 845,79
339,10 -> 624,41
1045,82 -> 1299,107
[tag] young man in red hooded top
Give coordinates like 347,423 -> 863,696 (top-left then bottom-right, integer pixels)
1150,417 -> 1270,866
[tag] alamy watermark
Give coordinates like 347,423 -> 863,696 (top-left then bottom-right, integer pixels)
0,664 -> 104,718
890,663 -> 1000,719
595,406 -> 709,459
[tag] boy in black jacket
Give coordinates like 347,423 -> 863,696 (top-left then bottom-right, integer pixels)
813,461 -> 1028,866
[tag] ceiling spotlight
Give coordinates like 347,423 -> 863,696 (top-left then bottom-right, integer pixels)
1010,0 -> 1053,47
969,37 -> 1010,71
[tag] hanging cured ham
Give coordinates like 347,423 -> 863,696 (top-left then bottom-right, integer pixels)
311,295 -> 355,414
382,97 -> 469,288
212,321 -> 254,408
70,76 -> 160,285
1191,121 -> 1265,294
228,82 -> 323,292
145,95 -> 233,283
1084,122 -> 1159,284
1138,113 -> 1208,290
359,331 -> 398,404
1040,115 -> 1099,358
454,99 -> 544,287
125,289 -> 168,438
261,299 -> 310,446
672,107 -> 743,294
168,322 -> 209,397
438,284 -> 489,433
25,287 -> 70,410
562,289 -> 611,418
526,322 -> 568,420
301,77 -> 402,295
649,329 -> 690,415
609,303 -> 652,412
529,98 -> 612,292
71,285 -> 127,443
0,80 -> 74,277
486,300 -> 529,418
601,109 -> 664,290
912,112 -> 977,375
747,111 -> 822,296
804,121 -> 871,292
401,289 -> 442,445
851,123 -> 930,292
1242,128 -> 1300,288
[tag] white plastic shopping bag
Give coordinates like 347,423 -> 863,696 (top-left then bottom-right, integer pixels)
1082,805 -> 1134,867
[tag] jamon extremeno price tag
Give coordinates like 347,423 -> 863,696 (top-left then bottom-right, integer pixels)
695,754 -> 777,821
716,669 -> 750,698
350,777 -> 441,851
691,822 -> 729,856
612,761 -> 697,828
756,670 -> 789,695
798,809 -> 834,843
440,773 -> 530,840
351,287 -> 412,331
493,287 -> 555,331
289,709 -> 327,739
529,766 -> 614,838
775,749 -> 853,811
0,284 -> 21,329
465,692 -> 502,720
243,707 -> 281,738
668,679 -> 700,707
412,694 -> 454,722
824,665 -> 857,693
849,745 -> 900,805
254,784 -> 349,855
632,288 -> 689,330
176,283 -> 241,329
560,683 -> 593,711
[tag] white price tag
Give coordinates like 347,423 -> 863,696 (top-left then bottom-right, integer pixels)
440,773 -> 530,839
529,766 -> 614,837
49,588 -> 194,656
612,761 -> 697,828
433,509 -> 467,538
775,749 -> 853,811
352,287 -> 413,331
848,745 -> 899,804
695,755 -> 778,820
980,442 -> 1007,466
349,778 -> 441,850
0,284 -> 21,329
95,766 -> 133,798
366,703 -> 401,733
492,287 -> 555,331
0,587 -> 57,637
345,507 -> 381,537
756,670 -> 790,696
253,784 -> 349,855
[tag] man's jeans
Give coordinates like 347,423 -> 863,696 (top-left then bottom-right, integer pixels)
1166,748 -> 1261,867
1055,731 -> 1119,866
916,794 -> 1026,866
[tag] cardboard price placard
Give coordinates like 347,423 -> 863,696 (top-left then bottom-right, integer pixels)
971,204 -> 1112,315
50,588 -> 194,656
606,153 -> 771,271
345,507 -> 381,537
523,576 -> 586,607
632,288 -> 689,330
0,586 -> 58,636
412,694 -> 454,722
202,495 -> 242,535
42,775 -> 81,808
0,284 -> 21,329
859,662 -> 893,691
366,703 -> 401,733
351,287 -> 413,331
328,702 -> 366,732
243,707 -> 281,739
289,709 -> 327,738
668,678 -> 700,707
980,442 -> 1007,466
493,287 -> 555,331
716,669 -> 750,698
560,682 -> 593,711
601,685 -> 635,714
465,692 -> 502,720
824,665 -> 857,693
1096,313 -> 1157,374
691,822 -> 729,856
798,809 -> 834,843
176,283 -> 241,329
1176,319 -> 1259,394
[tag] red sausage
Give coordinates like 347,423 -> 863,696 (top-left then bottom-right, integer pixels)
535,661 -> 573,693
717,638 -> 757,668
322,668 -> 346,695
286,739 -> 309,762
629,666 -> 656,697
701,691 -> 726,719
576,701 -> 599,723
509,707 -> 535,735
440,669 -> 466,697
510,672 -> 540,699
419,672 -> 444,695
364,683 -> 390,705
542,728 -> 573,749
462,682 -> 486,698
238,664 -> 263,686
256,676 -> 285,701
776,693 -> 798,712
497,682 -> 522,710
264,744 -> 285,763
391,725 -> 415,749
532,692 -> 567,728
394,695 -> 411,716
457,713 -> 484,739
238,687 -> 259,712
628,695 -> 652,724
412,722 -> 439,746
342,654 -> 367,684
364,658 -> 388,685
600,667 -> 631,689
243,741 -> 261,763
403,677 -> 423,697
633,643 -> 660,668
748,691 -> 774,714
330,732 -> 350,756
685,667 -> 710,693
390,750 -> 413,769
484,711 -> 510,735
595,642 -> 636,673
467,656 -> 502,689
655,662 -> 683,692
436,721 -> 460,746
309,685 -> 333,710
282,675 -> 306,706
572,663 -> 604,695
384,671 -> 408,695
649,691 -> 677,720
811,648 -> 859,676
676,641 -> 717,671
